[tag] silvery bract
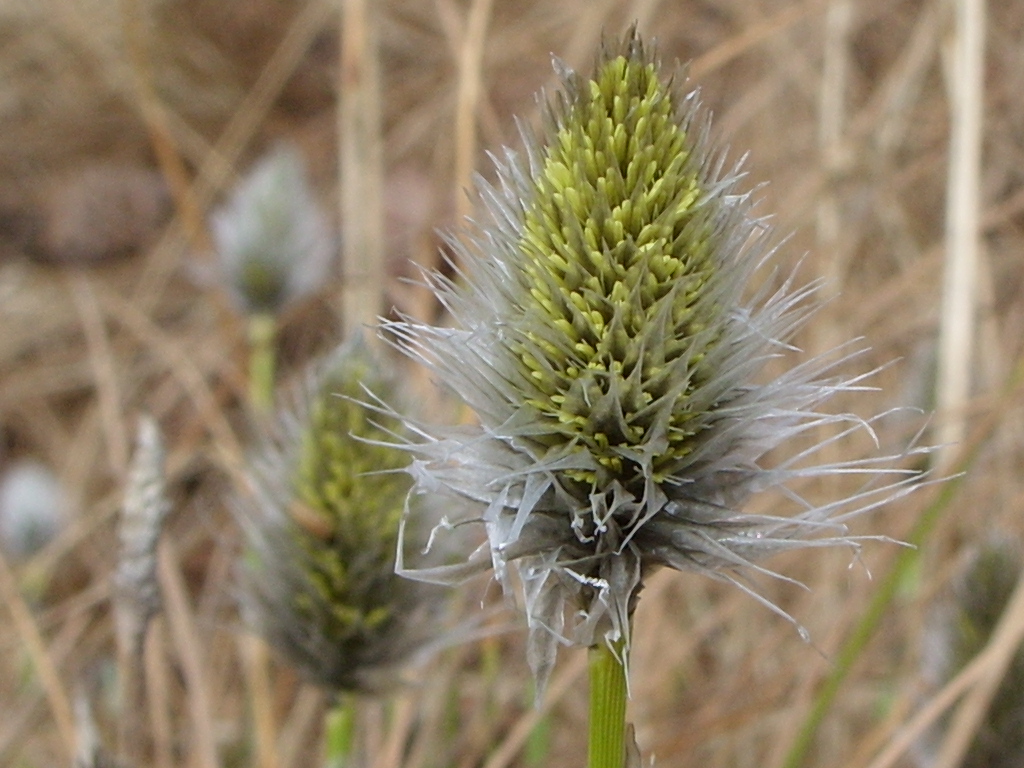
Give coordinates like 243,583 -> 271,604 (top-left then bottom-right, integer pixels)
385,31 -> 927,690
237,335 -> 445,693
211,142 -> 333,315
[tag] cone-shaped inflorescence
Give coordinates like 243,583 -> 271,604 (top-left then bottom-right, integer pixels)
385,30 -> 927,691
237,335 -> 444,693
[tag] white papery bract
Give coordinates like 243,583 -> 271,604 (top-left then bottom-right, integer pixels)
385,31 -> 927,692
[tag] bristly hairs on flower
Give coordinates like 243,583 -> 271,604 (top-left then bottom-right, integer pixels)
382,28 -> 931,694
235,333 -> 448,693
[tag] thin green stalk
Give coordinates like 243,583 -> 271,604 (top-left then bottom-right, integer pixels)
325,697 -> 356,768
525,682 -> 553,768
780,356 -> 1024,768
525,713 -> 552,768
588,639 -> 628,768
248,313 -> 278,413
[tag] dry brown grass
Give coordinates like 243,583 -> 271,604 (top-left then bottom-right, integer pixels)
1,1 -> 1023,767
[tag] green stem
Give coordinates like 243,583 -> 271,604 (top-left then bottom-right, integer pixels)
525,680 -> 553,767
588,639 -> 628,768
248,313 -> 278,413
324,697 -> 356,768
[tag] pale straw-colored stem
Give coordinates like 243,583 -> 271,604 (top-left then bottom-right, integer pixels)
120,0 -> 211,254
242,633 -> 280,768
69,272 -> 129,477
339,0 -> 385,337
812,0 -> 853,492
372,693 -> 418,768
157,538 -> 220,768
815,0 -> 851,291
277,685 -> 326,768
145,624 -> 175,768
452,0 -> 493,223
935,0 -> 986,469
0,550 -> 76,763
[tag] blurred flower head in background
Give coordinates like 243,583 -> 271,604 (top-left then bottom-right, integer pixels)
385,29 -> 928,690
916,539 -> 1024,768
210,141 -> 334,316
0,458 -> 66,560
236,334 -> 448,693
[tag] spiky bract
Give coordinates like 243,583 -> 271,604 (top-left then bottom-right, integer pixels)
238,335 -> 443,693
386,31 -> 925,689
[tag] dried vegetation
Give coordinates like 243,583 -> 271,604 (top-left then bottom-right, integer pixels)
1,1 -> 1022,767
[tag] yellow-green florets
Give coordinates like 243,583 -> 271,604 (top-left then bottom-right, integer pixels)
515,52 -> 712,482
238,336 -> 440,693
385,29 -> 928,694
287,352 -> 410,656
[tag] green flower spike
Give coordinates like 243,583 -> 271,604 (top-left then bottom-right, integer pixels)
385,30 -> 928,694
237,334 -> 444,693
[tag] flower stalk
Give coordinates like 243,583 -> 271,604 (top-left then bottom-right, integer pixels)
324,697 -> 357,768
588,639 -> 628,768
248,312 -> 278,413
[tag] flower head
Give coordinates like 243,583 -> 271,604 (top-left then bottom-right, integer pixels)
236,334 -> 445,693
386,30 -> 926,690
0,458 -> 66,560
115,415 -> 170,656
211,142 -> 333,316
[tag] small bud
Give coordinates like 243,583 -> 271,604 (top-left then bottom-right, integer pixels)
0,459 -> 65,560
211,142 -> 333,316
